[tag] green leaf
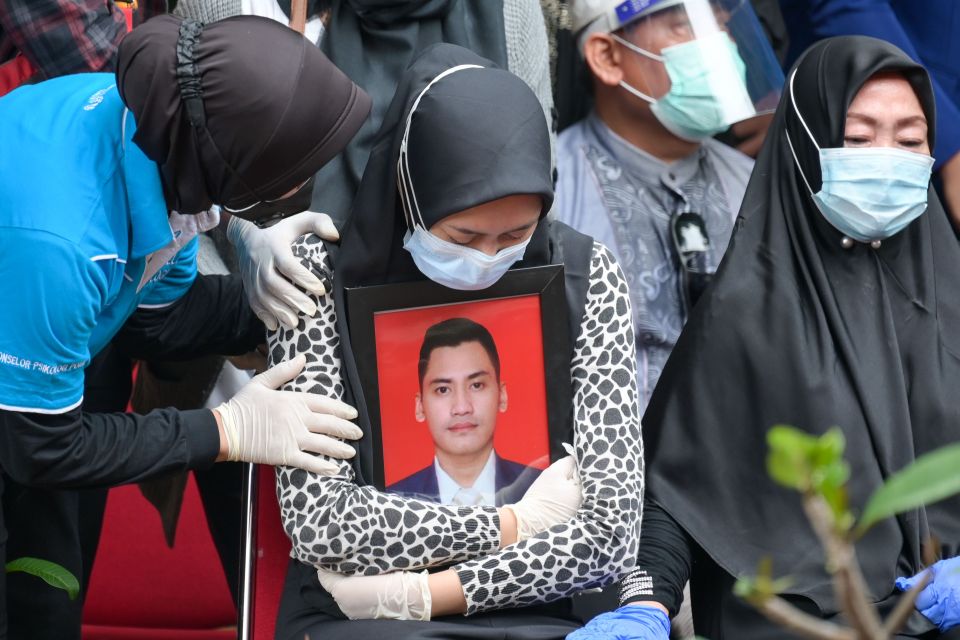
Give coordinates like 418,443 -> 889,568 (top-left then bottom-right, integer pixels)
766,425 -> 816,490
857,442 -> 960,536
5,557 -> 79,600
813,429 -> 846,467
767,425 -> 818,453
733,576 -> 756,599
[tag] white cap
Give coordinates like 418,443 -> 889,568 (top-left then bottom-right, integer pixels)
571,0 -> 685,50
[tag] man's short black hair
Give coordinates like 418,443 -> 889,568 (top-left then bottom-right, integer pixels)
417,318 -> 501,388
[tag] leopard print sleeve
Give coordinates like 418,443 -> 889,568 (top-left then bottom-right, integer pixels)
452,242 -> 643,614
270,235 -> 502,575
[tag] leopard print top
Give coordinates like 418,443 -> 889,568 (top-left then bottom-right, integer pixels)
269,235 -> 643,615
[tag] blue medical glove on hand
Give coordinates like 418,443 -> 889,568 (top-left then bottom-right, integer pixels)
895,556 -> 960,632
567,604 -> 670,640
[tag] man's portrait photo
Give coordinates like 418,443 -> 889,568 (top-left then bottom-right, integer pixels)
369,294 -> 552,503
387,318 -> 540,506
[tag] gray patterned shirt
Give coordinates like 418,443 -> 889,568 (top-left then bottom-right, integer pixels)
555,112 -> 753,410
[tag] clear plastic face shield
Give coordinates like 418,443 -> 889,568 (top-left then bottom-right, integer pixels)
605,0 -> 783,140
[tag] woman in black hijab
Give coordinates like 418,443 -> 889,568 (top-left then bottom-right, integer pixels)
266,44 -> 643,639
573,35 -> 960,640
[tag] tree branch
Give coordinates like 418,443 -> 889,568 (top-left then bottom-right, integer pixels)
750,594 -> 857,640
802,495 -> 885,638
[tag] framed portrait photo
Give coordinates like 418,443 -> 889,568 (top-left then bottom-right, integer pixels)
346,265 -> 572,508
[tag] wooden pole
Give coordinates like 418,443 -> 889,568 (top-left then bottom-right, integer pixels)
288,0 -> 307,34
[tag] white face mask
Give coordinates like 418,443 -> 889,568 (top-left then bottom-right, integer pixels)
402,226 -> 530,290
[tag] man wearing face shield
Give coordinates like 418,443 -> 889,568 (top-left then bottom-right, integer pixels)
555,0 -> 783,415
0,15 -> 370,639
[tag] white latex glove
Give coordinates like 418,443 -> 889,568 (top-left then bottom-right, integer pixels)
507,455 -> 582,542
214,355 -> 362,475
227,211 -> 339,331
317,567 -> 432,621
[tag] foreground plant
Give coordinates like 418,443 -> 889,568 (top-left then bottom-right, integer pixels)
5,557 -> 79,600
734,427 -> 960,640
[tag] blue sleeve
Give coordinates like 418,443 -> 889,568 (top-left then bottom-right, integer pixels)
0,233 -> 101,413
138,235 -> 199,308
799,0 -> 960,167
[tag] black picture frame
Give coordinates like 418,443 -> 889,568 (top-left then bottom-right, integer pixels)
345,265 -> 572,491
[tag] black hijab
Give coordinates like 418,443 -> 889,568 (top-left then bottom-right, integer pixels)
644,35 -> 960,623
331,44 -> 594,486
116,14 -> 370,214
312,0 -> 508,225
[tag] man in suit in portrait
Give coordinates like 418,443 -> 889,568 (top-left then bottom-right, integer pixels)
388,318 -> 541,506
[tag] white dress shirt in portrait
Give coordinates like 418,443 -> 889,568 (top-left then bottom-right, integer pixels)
435,451 -> 497,506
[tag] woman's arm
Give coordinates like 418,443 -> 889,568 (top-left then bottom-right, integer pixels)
272,235 -> 505,574
451,242 -> 644,614
619,502 -> 694,616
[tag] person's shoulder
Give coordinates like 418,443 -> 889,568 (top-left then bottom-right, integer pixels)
545,222 -> 623,286
496,454 -> 536,477
1,74 -> 125,237
588,240 -> 622,273
494,454 -> 542,500
584,241 -> 630,302
7,72 -> 115,100
387,465 -> 435,492
17,73 -> 123,127
702,138 -> 755,172
554,119 -> 609,228
557,119 -> 591,155
290,233 -> 335,272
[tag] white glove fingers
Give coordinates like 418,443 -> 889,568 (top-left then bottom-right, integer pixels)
308,211 -> 339,241
249,297 -> 281,333
275,254 -> 326,297
273,277 -> 320,316
548,455 -> 577,479
275,305 -> 301,331
253,355 -> 307,389
261,265 -> 318,317
305,412 -> 363,441
302,393 -> 360,421
316,567 -> 342,592
299,431 -> 357,459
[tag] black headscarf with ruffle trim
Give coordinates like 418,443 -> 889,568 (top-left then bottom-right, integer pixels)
116,14 -> 370,214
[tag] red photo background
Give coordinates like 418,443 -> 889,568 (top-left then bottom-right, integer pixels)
374,295 -> 550,486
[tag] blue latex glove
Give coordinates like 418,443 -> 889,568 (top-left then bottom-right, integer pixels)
895,556 -> 960,632
567,604 -> 671,640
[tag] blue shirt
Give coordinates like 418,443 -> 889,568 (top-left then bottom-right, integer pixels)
780,0 -> 960,169
0,73 -> 199,413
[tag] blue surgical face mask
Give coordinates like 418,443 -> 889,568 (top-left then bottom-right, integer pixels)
403,226 -> 530,290
613,31 -> 755,141
784,69 -> 935,243
812,147 -> 934,242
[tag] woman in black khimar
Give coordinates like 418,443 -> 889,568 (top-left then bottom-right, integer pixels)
575,35 -> 960,640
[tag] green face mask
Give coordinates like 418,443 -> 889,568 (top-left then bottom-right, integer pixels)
613,31 -> 755,141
